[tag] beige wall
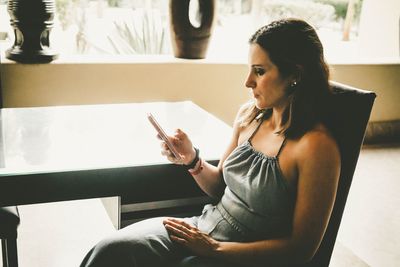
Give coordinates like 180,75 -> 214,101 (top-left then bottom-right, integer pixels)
330,64 -> 400,122
1,61 -> 399,125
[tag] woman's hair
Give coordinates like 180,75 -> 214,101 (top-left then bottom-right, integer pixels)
239,18 -> 332,139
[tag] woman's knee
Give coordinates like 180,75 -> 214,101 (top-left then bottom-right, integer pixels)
81,217 -> 180,266
81,237 -> 137,267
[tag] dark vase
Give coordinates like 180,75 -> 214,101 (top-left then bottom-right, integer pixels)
169,0 -> 216,59
6,0 -> 58,63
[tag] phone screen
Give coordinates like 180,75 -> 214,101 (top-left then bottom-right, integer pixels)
147,113 -> 182,160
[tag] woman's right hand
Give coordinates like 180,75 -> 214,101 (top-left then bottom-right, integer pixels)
159,129 -> 196,165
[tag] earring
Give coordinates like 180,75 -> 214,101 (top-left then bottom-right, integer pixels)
291,81 -> 297,87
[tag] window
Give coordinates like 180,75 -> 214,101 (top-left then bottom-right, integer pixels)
0,0 -> 398,62
52,0 -> 170,55
209,0 -> 365,61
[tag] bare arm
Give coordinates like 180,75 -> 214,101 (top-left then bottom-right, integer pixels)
164,130 -> 341,265
161,108 -> 245,198
188,112 -> 245,198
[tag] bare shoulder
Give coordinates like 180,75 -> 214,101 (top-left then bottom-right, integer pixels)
233,102 -> 254,127
232,102 -> 257,137
218,103 -> 256,168
295,124 -> 340,164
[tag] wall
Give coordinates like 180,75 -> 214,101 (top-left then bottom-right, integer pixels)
330,64 -> 400,122
1,59 -> 399,125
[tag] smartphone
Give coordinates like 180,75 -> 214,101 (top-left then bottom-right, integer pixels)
147,113 -> 182,160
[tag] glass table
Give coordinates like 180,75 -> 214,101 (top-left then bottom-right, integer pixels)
0,101 -> 231,209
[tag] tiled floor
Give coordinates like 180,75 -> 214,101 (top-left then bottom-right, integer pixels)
14,199 -> 116,267
331,144 -> 400,267
330,241 -> 369,266
2,144 -> 400,267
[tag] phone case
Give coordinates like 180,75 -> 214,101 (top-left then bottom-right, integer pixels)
147,113 -> 182,160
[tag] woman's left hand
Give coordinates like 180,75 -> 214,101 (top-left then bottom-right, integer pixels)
163,218 -> 220,257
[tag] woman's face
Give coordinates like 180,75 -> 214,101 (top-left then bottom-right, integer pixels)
245,44 -> 292,110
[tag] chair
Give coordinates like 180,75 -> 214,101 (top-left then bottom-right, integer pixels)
298,81 -> 376,266
1,54 -> 21,267
0,206 -> 20,267
169,81 -> 376,266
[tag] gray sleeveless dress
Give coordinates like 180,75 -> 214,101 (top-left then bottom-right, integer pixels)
80,119 -> 296,267
197,119 -> 296,242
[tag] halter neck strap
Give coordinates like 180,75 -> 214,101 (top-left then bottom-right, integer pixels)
248,118 -> 264,143
248,117 -> 287,158
275,137 -> 287,158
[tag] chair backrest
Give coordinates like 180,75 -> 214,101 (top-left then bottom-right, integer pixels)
301,81 -> 376,266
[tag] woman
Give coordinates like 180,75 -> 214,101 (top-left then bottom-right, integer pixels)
80,18 -> 340,267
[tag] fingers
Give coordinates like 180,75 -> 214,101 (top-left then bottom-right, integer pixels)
174,128 -> 185,137
158,128 -> 192,164
163,219 -> 195,241
164,223 -> 191,240
169,235 -> 187,244
174,129 -> 189,142
158,128 -> 187,144
160,143 -> 171,158
160,142 -> 182,164
160,142 -> 170,156
166,218 -> 195,230
163,218 -> 220,256
163,218 -> 197,234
